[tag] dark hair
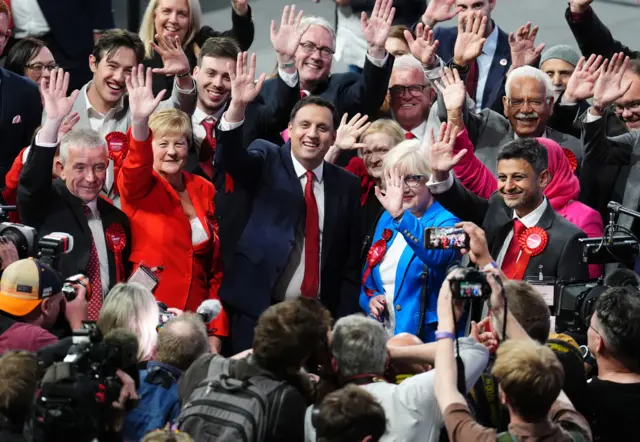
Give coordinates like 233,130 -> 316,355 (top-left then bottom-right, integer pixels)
92,29 -> 145,65
503,280 -> 551,343
197,37 -> 241,67
290,96 -> 340,130
497,138 -> 548,175
629,59 -> 640,77
605,268 -> 640,289
388,25 -> 410,42
316,385 -> 386,442
5,37 -> 46,77
595,286 -> 640,372
253,298 -> 332,373
155,313 -> 209,371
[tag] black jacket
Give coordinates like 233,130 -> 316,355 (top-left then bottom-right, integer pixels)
348,0 -> 426,27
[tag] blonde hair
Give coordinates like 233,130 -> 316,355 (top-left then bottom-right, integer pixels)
149,108 -> 192,141
139,0 -> 202,59
382,139 -> 432,177
142,430 -> 193,442
492,340 -> 564,422
360,119 -> 404,146
97,282 -> 160,362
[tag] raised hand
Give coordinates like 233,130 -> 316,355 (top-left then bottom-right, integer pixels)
361,0 -> 395,58
59,111 -> 81,137
375,167 -> 405,219
228,52 -> 267,111
509,23 -> 545,69
453,13 -> 487,66
270,5 -> 308,61
569,0 -> 593,13
151,34 -> 190,77
126,65 -> 167,123
593,52 -> 632,110
231,0 -> 249,15
435,67 -> 467,112
421,0 -> 461,28
564,54 -> 604,102
334,113 -> 370,151
41,68 -> 79,121
428,122 -> 465,176
405,23 -> 439,68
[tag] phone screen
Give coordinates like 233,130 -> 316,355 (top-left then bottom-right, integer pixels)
127,266 -> 159,292
425,227 -> 470,250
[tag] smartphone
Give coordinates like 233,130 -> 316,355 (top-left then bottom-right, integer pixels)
449,268 -> 491,300
424,227 -> 470,250
127,265 -> 159,292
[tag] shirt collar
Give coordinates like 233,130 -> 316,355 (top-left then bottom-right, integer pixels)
84,81 -> 125,116
290,150 -> 324,183
482,23 -> 499,58
513,128 -> 548,140
513,197 -> 548,228
86,199 -> 99,218
194,105 -> 225,125
404,120 -> 427,140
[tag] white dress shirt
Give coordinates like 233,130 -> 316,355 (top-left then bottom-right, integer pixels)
11,0 -> 50,39
403,120 -> 429,143
378,233 -> 407,336
85,200 -> 111,295
474,25 -> 499,112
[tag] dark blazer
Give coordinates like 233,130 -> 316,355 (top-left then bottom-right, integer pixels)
215,125 -> 362,353
145,7 -> 255,97
257,55 -> 394,159
565,6 -> 639,59
433,23 -> 511,110
0,69 -> 42,188
348,0 -> 426,27
17,142 -> 131,284
434,179 -> 589,283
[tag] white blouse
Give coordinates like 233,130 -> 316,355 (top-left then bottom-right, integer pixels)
190,217 -> 209,246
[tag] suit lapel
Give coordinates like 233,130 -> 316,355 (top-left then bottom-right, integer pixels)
72,83 -> 92,129
321,163 -> 338,270
483,28 -> 510,108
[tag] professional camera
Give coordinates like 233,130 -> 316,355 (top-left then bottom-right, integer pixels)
29,324 -> 139,442
0,222 -> 74,270
449,267 -> 491,299
0,222 -> 37,259
556,280 -> 607,335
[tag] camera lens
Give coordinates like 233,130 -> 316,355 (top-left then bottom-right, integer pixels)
1,228 -> 29,259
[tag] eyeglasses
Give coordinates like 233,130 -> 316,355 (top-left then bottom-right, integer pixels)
614,100 -> 640,113
389,85 -> 426,98
25,63 -> 59,74
506,98 -> 551,110
404,175 -> 425,188
299,41 -> 334,59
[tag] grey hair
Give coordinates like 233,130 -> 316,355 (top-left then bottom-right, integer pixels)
331,315 -> 388,377
383,138 -> 432,177
59,128 -> 108,165
97,282 -> 160,362
300,15 -> 336,49
505,65 -> 554,100
156,313 -> 209,371
391,54 -> 427,84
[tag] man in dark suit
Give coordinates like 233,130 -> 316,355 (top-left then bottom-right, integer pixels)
214,57 -> 361,353
18,69 -> 131,321
429,128 -> 588,283
0,2 -> 42,188
7,0 -> 115,92
258,0 -> 395,161
420,0 -> 511,111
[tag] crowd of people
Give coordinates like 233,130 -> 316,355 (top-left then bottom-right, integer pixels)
0,0 -> 639,440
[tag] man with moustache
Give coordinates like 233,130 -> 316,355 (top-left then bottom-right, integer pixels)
437,66 -> 582,176
428,129 -> 588,282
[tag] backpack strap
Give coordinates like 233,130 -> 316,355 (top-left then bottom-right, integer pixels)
205,354 -> 232,380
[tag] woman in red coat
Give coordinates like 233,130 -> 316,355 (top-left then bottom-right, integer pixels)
118,65 -> 227,351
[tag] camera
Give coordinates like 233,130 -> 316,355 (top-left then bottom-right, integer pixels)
158,302 -> 177,327
0,222 -> 37,259
425,227 -> 470,250
61,274 -> 90,302
449,267 -> 491,299
556,280 -> 608,335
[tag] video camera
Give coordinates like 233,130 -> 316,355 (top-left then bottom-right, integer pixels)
29,324 -> 139,442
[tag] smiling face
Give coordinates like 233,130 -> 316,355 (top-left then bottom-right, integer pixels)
154,0 -> 190,44
295,25 -> 334,89
60,146 -> 109,203
361,133 -> 395,181
503,76 -> 553,138
89,47 -> 137,106
614,71 -> 640,132
540,58 -> 575,101
152,132 -> 189,178
25,46 -> 56,86
398,172 -> 433,216
194,55 -> 233,114
289,104 -> 336,170
389,68 -> 433,131
497,158 -> 548,214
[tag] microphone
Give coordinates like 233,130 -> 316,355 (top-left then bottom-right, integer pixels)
608,201 -> 640,220
102,328 -> 140,370
196,299 -> 222,324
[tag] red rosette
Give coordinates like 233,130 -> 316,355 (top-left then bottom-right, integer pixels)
105,132 -> 129,196
511,226 -> 548,280
105,223 -> 127,283
562,148 -> 578,172
361,229 -> 394,293
382,228 -> 393,241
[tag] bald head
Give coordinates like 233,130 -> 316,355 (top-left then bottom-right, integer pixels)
156,313 -> 209,371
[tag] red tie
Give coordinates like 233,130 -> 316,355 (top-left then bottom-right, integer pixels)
300,171 -> 320,298
84,206 -> 103,321
200,118 -> 234,192
300,90 -> 309,99
501,219 -> 526,280
405,132 -> 416,140
466,60 -> 479,102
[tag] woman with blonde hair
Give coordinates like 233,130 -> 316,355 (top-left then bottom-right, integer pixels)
118,66 -> 227,352
359,125 -> 461,342
139,0 -> 254,95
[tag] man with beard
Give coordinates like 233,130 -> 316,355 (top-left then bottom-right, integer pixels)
428,129 -> 588,282
437,65 -> 583,176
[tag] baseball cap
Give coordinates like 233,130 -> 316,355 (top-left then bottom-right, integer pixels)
0,258 -> 63,317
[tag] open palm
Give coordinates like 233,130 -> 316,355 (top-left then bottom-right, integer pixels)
509,23 -> 545,68
406,23 -> 439,67
565,55 -> 603,101
375,167 -> 404,218
593,53 -> 632,107
453,15 -> 487,65
429,123 -> 465,173
361,0 -> 394,48
230,52 -> 267,106
42,69 -> 79,121
422,0 -> 460,25
151,34 -> 190,76
127,65 -> 166,122
270,5 -> 308,57
436,68 -> 466,112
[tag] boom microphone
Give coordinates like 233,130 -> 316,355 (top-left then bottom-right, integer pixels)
196,299 -> 222,324
102,328 -> 140,370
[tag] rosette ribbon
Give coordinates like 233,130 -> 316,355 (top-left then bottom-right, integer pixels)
106,132 -> 129,197
105,223 -> 127,283
562,148 -> 578,172
362,229 -> 393,297
512,226 -> 548,281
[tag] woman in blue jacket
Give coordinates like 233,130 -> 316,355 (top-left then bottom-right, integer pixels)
359,138 -> 461,343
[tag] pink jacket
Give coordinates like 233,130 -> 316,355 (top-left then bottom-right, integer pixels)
452,130 -> 603,278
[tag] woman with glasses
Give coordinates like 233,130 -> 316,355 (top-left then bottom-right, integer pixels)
138,0 -> 254,95
359,132 -> 461,342
5,37 -> 58,86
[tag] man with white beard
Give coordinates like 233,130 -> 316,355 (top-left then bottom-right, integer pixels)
540,45 -> 581,102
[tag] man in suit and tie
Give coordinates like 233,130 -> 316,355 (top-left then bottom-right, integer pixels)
0,1 -> 42,188
420,0 -> 511,112
214,54 -> 362,353
428,129 -> 588,283
18,69 -> 131,322
437,65 -> 583,176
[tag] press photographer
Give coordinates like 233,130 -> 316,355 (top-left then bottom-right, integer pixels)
0,258 -> 87,353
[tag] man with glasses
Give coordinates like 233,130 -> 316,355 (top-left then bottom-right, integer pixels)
436,65 -> 582,176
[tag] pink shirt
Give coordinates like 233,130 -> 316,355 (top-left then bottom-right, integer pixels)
0,322 -> 58,353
